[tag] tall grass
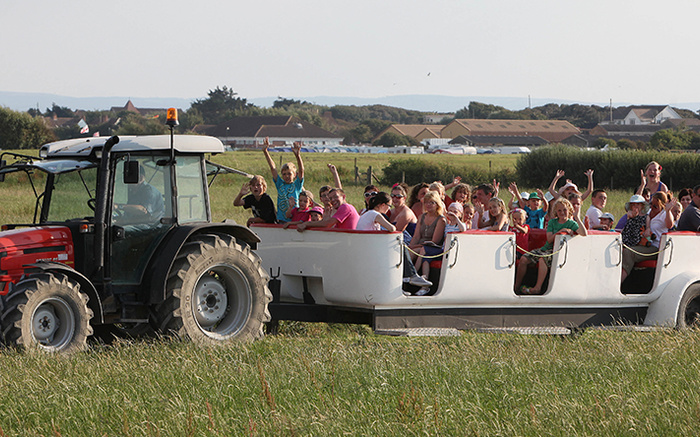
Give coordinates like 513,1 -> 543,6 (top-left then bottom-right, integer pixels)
1,329 -> 699,435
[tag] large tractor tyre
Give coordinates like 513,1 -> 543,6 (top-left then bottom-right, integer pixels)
1,272 -> 93,353
155,233 -> 271,345
676,284 -> 700,329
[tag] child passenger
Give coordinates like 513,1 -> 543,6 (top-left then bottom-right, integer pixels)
510,208 -> 530,258
286,190 -> 314,222
478,197 -> 508,231
514,197 -> 587,295
445,202 -> 467,233
233,175 -> 277,227
262,137 -> 305,223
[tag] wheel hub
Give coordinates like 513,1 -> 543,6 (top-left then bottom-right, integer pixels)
33,306 -> 59,341
194,276 -> 229,327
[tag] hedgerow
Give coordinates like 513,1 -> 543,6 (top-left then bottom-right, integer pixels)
515,145 -> 700,191
381,158 -> 515,187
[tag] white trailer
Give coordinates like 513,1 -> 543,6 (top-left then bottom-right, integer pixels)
252,225 -> 700,332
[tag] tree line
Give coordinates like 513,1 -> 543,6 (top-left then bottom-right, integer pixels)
2,86 -> 700,149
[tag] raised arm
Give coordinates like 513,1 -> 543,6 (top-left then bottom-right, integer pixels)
445,176 -> 462,190
573,203 -> 587,236
233,182 -> 250,207
261,137 -> 278,181
548,170 -> 565,199
581,169 -> 594,201
328,163 -> 342,189
293,141 -> 305,180
635,169 -> 647,195
509,182 -> 525,208
537,188 -> 548,212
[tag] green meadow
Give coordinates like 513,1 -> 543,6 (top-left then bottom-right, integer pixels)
0,150 -> 696,436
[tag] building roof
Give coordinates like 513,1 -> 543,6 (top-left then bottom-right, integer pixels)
109,100 -> 169,116
593,124 -> 662,134
387,124 -> 446,138
446,119 -> 580,142
210,116 -> 341,139
449,135 -> 548,146
611,105 -> 670,121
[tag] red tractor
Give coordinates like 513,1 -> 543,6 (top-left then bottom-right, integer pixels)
0,114 -> 270,352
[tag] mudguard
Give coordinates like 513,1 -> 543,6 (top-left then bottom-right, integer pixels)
145,221 -> 260,304
644,272 -> 700,327
27,261 -> 103,324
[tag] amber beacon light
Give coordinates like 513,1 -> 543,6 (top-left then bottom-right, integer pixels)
166,108 -> 179,127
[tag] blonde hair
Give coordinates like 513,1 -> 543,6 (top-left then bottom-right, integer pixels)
281,162 -> 297,174
552,198 -> 574,218
423,191 -> 444,216
429,182 -> 446,198
488,197 -> 506,216
250,175 -> 267,192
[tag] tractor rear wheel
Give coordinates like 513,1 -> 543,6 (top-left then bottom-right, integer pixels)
155,234 -> 271,344
1,272 -> 93,353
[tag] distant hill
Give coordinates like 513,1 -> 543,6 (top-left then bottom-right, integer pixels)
3,90 -> 700,114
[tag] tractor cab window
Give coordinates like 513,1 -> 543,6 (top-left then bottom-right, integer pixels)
112,157 -> 171,226
46,166 -> 98,222
176,155 -> 208,223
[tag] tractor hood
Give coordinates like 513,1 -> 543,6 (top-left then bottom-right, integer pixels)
0,226 -> 75,294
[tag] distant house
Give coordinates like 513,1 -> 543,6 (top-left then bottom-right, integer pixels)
109,100 -> 169,117
208,116 -> 342,148
601,105 -> 682,125
441,119 -> 580,143
374,124 -> 445,142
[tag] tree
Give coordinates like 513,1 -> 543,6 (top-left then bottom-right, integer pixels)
372,132 -> 419,147
190,86 -> 253,124
45,103 -> 74,118
0,107 -> 56,149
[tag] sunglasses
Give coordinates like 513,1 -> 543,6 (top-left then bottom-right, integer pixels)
364,191 -> 378,198
390,194 -> 404,198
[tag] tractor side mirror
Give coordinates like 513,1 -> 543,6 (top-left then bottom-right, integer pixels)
123,160 -> 140,184
0,160 -> 5,182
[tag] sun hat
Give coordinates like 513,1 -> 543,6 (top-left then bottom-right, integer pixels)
544,191 -> 555,202
600,212 -> 615,221
520,192 -> 530,200
558,182 -> 581,195
448,202 -> 463,212
624,194 -> 647,212
528,192 -> 541,200
309,206 -> 324,215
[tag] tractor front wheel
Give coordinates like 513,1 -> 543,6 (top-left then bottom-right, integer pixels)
1,272 -> 93,353
155,234 -> 271,344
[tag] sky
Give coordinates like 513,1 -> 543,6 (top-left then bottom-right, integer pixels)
2,0 -> 700,108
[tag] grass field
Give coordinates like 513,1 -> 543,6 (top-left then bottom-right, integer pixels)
0,150 -> 691,436
1,328 -> 700,435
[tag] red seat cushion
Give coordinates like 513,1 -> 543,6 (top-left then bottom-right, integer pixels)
429,260 -> 442,269
528,228 -> 547,250
635,260 -> 657,269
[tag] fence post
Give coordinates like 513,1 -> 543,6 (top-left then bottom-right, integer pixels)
354,158 -> 358,184
367,166 -> 372,185
402,171 -> 405,184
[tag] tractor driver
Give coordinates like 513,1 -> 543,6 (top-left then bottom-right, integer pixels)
113,165 -> 165,225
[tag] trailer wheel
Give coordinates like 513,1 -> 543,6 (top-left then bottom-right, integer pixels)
677,284 -> 700,329
155,234 -> 271,344
0,272 -> 93,352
